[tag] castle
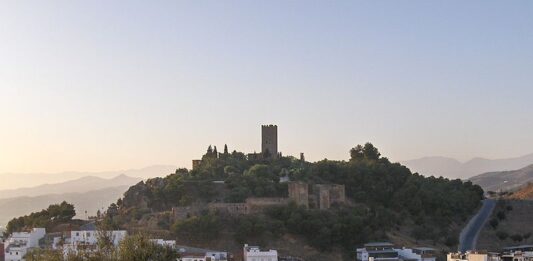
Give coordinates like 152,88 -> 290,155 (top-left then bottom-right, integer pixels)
192,124 -> 280,169
288,182 -> 346,210
172,182 -> 346,220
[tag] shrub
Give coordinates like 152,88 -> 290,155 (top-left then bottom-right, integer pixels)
489,218 -> 499,229
510,234 -> 523,242
496,231 -> 509,240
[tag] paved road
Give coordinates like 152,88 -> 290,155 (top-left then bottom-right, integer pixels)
458,199 -> 496,252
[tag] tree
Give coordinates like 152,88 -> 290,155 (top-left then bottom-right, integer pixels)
117,233 -> 177,261
489,218 -> 499,229
224,144 -> 229,154
213,146 -> 218,156
350,143 -> 381,160
510,234 -> 523,242
207,145 -> 213,154
6,201 -> 76,234
363,142 -> 381,160
496,211 -> 506,221
25,248 -> 63,261
350,145 -> 364,160
496,231 -> 509,240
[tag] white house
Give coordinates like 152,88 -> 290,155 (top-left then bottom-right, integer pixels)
243,244 -> 278,261
357,242 -> 399,261
396,247 -> 436,261
62,230 -> 127,255
177,245 -> 229,261
448,252 -> 491,261
4,228 -> 46,261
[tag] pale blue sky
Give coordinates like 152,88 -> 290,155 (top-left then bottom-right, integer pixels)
1,1 -> 532,174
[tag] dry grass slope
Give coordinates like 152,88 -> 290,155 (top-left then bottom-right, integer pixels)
477,200 -> 533,251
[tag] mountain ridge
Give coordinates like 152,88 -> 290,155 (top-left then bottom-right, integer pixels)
0,165 -> 176,191
469,164 -> 533,192
402,153 -> 533,179
0,174 -> 142,199
0,185 -> 131,226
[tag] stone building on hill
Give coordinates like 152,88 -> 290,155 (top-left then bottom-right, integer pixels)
288,182 -> 309,208
288,182 -> 346,210
261,125 -> 278,158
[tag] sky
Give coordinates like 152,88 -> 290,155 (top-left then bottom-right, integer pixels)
1,1 -> 533,177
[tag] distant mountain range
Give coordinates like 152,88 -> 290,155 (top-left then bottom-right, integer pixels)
0,165 -> 176,191
469,164 -> 533,192
0,185 -> 130,226
401,153 -> 533,179
0,174 -> 141,199
0,167 -> 178,226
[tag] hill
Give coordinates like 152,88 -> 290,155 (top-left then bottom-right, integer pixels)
97,143 -> 483,260
469,165 -> 533,192
0,174 -> 141,199
0,165 -> 176,191
0,186 -> 130,226
477,200 -> 533,251
402,153 -> 533,179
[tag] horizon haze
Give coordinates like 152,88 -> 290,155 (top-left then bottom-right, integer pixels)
1,1 -> 533,188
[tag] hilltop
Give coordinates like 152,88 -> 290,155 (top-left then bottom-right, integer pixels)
93,143 -> 484,260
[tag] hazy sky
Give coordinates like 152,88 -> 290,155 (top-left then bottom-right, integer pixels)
1,1 -> 532,175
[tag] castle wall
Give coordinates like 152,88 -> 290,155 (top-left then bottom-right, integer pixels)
207,203 -> 249,215
246,197 -> 289,213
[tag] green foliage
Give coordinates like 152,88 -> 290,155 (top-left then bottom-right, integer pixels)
489,218 -> 499,229
108,142 -> 483,251
233,214 -> 285,243
444,236 -> 459,247
350,143 -> 381,161
6,201 -> 75,235
25,249 -> 63,261
510,234 -> 523,242
225,164 -> 285,202
172,212 -> 221,243
27,233 -> 177,261
496,210 -> 506,221
264,204 -> 381,250
117,233 -> 178,261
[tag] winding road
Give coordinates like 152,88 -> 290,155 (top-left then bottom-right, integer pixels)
458,199 -> 496,252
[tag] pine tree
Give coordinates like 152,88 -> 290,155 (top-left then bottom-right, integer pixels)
224,144 -> 229,154
213,146 -> 218,157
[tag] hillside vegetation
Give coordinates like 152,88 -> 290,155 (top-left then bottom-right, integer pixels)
95,143 -> 483,259
477,200 -> 533,251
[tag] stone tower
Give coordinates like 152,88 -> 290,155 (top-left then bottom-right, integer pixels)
261,125 -> 278,157
288,182 -> 309,208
